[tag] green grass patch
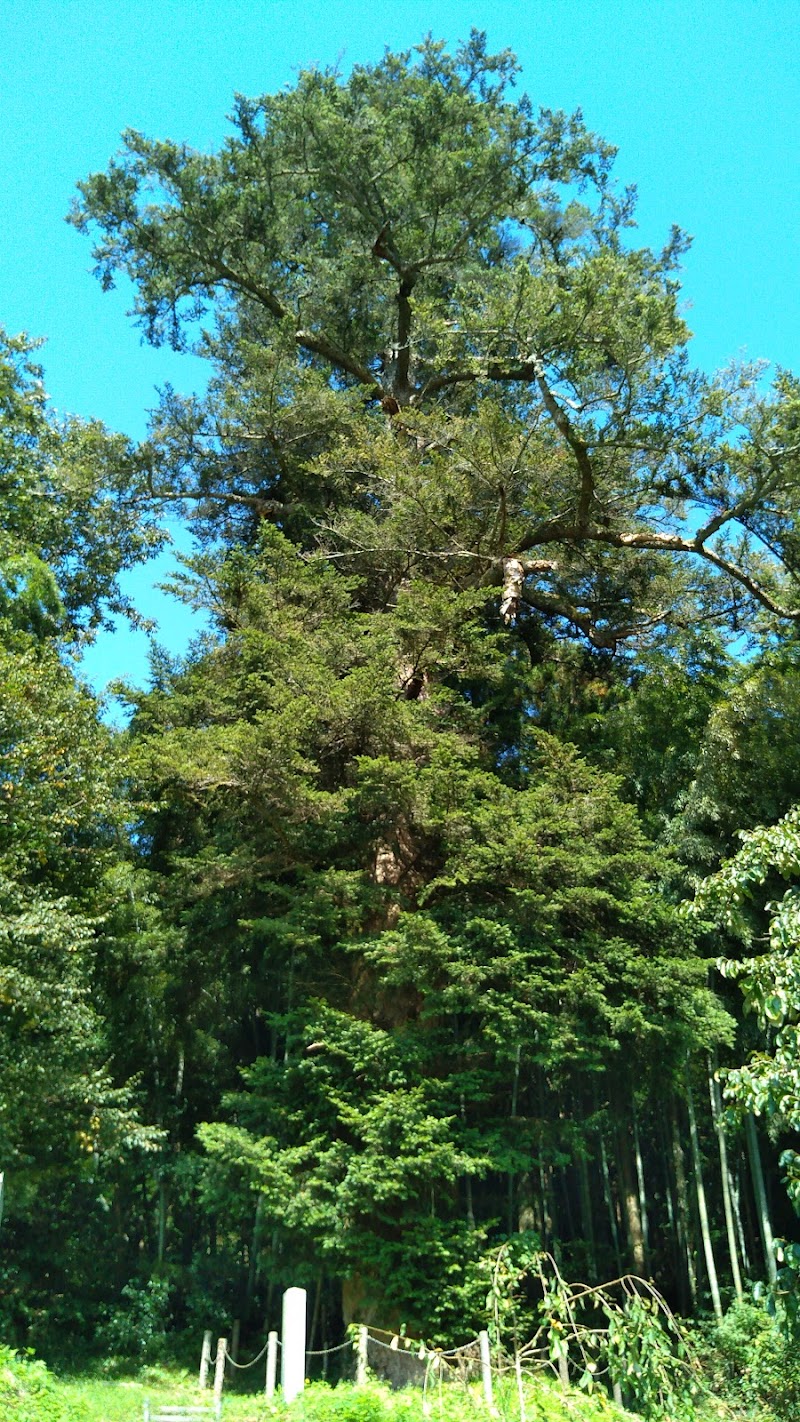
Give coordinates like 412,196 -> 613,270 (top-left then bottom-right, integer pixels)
0,1349 -> 743,1422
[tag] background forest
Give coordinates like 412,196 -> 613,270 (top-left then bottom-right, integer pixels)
2,32 -> 800,1413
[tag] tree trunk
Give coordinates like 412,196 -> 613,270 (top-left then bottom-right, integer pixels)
686,1068 -> 722,1318
670,1102 -> 697,1309
745,1112 -> 777,1284
309,1274 -> 323,1354
508,1047 -> 521,1233
157,1175 -> 167,1265
577,1148 -> 598,1280
246,1195 -> 264,1304
517,1170 -> 541,1235
599,1130 -> 622,1274
632,1100 -> 651,1264
617,1122 -> 647,1275
731,1158 -> 752,1276
708,1057 -> 743,1300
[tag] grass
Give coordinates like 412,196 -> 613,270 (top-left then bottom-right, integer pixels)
0,1351 -> 741,1422
51,1375 -> 627,1422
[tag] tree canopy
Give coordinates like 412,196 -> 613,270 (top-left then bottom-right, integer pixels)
2,31 -> 800,1366
72,33 -> 800,652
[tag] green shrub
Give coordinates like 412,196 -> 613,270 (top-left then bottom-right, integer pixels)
695,1299 -> 800,1421
263,1378 -> 624,1422
0,1345 -> 84,1421
95,1278 -> 173,1362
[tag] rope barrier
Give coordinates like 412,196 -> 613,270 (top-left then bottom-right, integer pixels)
305,1340 -> 353,1357
439,1336 -> 482,1358
367,1335 -> 408,1351
223,1337 -> 271,1369
365,1331 -> 481,1359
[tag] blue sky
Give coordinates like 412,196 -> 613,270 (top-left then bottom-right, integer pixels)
1,0 -> 798,700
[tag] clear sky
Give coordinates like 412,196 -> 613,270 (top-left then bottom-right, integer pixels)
1,0 -> 798,701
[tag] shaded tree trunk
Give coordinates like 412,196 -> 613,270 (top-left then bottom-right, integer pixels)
632,1101 -> 651,1266
577,1148 -> 598,1280
670,1102 -> 698,1310
599,1130 -> 622,1275
745,1112 -> 777,1284
708,1058 -> 743,1300
686,1069 -> 722,1319
617,1122 -> 647,1275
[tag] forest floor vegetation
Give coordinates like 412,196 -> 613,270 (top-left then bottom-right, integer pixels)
1,1342 -> 792,1422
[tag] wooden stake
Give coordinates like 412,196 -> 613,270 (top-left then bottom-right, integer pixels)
356,1325 -> 368,1386
213,1337 -> 226,1413
478,1331 -> 495,1412
199,1330 -> 212,1389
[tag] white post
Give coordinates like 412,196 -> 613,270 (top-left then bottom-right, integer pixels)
213,1337 -> 226,1413
515,1351 -> 526,1422
281,1287 -> 307,1404
356,1324 -> 368,1386
479,1331 -> 494,1412
199,1330 -> 212,1388
265,1329 -> 279,1398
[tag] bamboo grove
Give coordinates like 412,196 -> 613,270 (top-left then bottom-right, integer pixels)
3,34 -> 800,1359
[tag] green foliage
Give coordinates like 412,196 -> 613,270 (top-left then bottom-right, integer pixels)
9,28 -> 800,1366
95,1279 -> 174,1362
481,1247 -> 700,1421
0,335 -> 165,1349
0,1346 -> 80,1421
692,806 -> 800,1135
694,1300 -> 800,1421
73,37 -> 800,646
0,329 -> 161,638
133,534 -> 729,1327
690,809 -> 800,1330
274,1379 -> 625,1422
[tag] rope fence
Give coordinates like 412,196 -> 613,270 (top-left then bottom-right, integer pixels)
305,1340 -> 354,1358
197,1261 -> 698,1417
222,1335 -> 272,1370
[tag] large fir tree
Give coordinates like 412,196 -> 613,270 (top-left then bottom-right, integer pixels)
45,33 -> 800,1339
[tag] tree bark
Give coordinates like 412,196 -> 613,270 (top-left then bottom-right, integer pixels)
708,1057 -> 743,1300
617,1122 -> 647,1275
577,1148 -> 598,1280
632,1100 -> 651,1265
670,1102 -> 698,1310
686,1069 -> 722,1318
599,1130 -> 622,1274
730,1159 -> 752,1276
745,1112 -> 777,1284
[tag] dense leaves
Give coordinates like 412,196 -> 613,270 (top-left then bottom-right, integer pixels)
72,37 -> 800,648
4,32 -> 800,1377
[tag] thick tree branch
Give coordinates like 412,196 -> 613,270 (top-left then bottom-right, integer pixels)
519,587 -> 635,649
393,275 -> 416,403
513,520 -> 800,621
530,359 -> 596,528
190,249 -> 382,391
294,329 -> 380,389
372,224 -> 418,403
417,356 -> 597,525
